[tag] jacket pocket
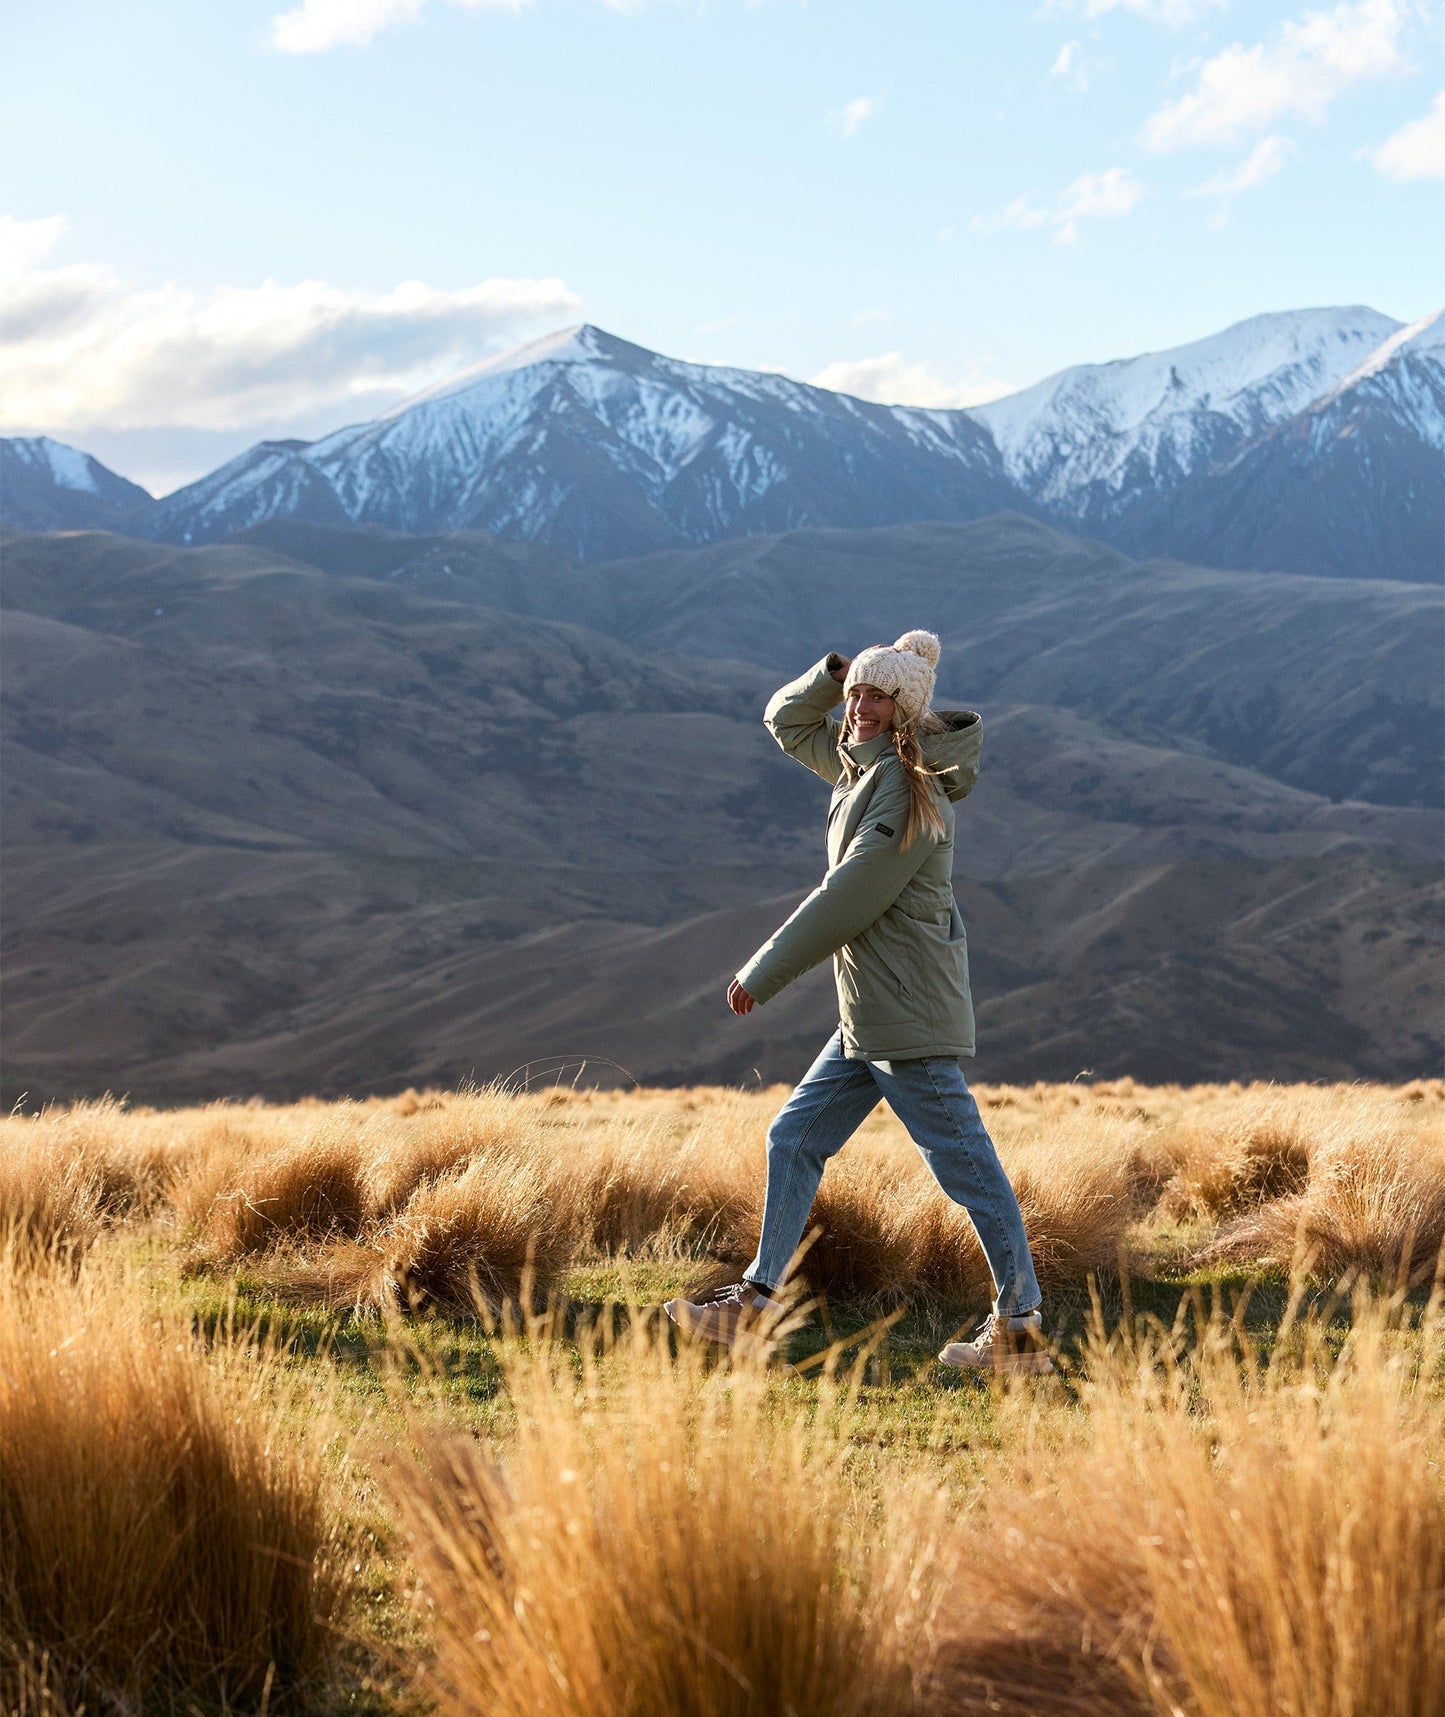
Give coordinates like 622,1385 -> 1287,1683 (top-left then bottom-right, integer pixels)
844,916 -> 917,1030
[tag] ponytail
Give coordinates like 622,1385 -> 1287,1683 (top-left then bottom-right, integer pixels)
891,722 -> 947,848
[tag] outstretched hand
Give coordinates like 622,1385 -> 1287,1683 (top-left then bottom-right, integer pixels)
727,979 -> 755,1016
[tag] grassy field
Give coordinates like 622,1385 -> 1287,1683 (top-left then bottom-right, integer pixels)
2,1077 -> 1443,1715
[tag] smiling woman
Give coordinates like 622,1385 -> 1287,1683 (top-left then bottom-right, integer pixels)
667,630 -> 1053,1375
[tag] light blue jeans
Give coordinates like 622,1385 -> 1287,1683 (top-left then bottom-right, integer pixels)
744,1031 -> 1042,1315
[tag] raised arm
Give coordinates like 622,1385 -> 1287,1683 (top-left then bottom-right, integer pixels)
762,653 -> 851,785
734,768 -> 932,1004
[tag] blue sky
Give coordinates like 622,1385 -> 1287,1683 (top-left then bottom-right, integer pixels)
3,0 -> 1441,493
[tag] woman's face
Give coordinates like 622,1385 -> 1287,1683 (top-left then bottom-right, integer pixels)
845,682 -> 895,742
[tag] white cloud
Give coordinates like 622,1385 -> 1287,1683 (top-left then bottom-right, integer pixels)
969,194 -> 1051,234
697,312 -> 743,334
971,168 -> 1142,243
1054,166 -> 1145,241
1191,132 -> 1299,196
0,214 -> 582,440
1142,0 -> 1408,151
1051,40 -> 1090,90
840,96 -> 879,138
1368,87 -> 1445,179
809,351 -> 1014,410
270,0 -> 424,53
1083,0 -> 1222,23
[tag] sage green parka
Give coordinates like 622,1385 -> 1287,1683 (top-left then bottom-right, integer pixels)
735,655 -> 984,1061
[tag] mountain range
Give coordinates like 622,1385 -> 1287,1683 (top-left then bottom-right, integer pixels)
5,305 -> 1441,582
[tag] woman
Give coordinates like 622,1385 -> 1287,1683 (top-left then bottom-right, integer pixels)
665,631 -> 1050,1374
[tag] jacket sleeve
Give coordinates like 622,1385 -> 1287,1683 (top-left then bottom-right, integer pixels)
736,768 -> 933,1004
762,655 -> 847,786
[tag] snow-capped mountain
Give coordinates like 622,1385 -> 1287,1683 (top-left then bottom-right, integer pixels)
0,435 -> 152,531
969,306 -> 1402,528
1114,308 -> 1444,583
18,308 -> 1443,580
144,326 -> 1015,557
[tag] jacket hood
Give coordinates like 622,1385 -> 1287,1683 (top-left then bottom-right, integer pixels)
924,710 -> 982,803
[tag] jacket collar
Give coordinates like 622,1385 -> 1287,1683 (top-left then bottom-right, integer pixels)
841,732 -> 894,773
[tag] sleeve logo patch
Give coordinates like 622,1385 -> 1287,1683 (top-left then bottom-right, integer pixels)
875,822 -> 895,838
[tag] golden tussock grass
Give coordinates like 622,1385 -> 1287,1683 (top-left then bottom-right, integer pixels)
384,1316 -> 945,1717
1181,1089 -> 1445,1283
0,1245 -> 349,1714
174,1114 -> 369,1260
4,1077 -> 1442,1308
0,1078 -> 1442,1715
0,1095 -> 181,1261
0,1142 -> 103,1264
931,1290 -> 1445,1717
281,1151 -> 571,1316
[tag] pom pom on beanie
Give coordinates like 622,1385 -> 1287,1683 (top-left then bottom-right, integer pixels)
843,629 -> 942,727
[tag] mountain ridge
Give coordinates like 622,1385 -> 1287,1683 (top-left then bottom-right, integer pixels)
6,303 -> 1439,580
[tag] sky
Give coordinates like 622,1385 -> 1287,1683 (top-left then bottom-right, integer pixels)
3,0 -> 1442,495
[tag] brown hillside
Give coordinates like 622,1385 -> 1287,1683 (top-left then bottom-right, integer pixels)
1,525 -> 1439,1103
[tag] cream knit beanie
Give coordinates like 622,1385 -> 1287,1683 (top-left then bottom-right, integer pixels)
842,629 -> 942,728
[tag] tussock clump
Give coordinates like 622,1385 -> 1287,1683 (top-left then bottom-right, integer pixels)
798,1154 -> 923,1300
385,1319 -> 943,1717
1162,1105 -> 1312,1221
1001,1118 -> 1141,1294
1204,1124 -> 1445,1284
175,1118 -> 367,1260
1400,1078 -> 1445,1104
0,1095 -> 183,1259
367,1087 -> 531,1215
931,1297 -> 1445,1717
18,1097 -> 174,1217
0,1138 -> 103,1263
378,1155 -> 568,1315
0,1249 -> 347,1714
557,1102 -> 762,1260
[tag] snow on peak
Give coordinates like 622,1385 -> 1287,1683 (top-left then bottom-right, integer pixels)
386,323 -> 646,417
970,305 -> 1401,502
7,434 -> 101,494
1316,306 -> 1445,402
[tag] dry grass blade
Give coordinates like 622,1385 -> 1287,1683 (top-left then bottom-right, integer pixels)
930,1291 -> 1445,1717
174,1117 -> 368,1261
378,1154 -> 569,1315
1197,1110 -> 1445,1284
384,1316 -> 945,1717
0,1245 -> 349,1713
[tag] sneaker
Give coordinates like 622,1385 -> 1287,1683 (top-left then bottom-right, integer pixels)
664,1280 -> 784,1348
939,1310 -> 1054,1375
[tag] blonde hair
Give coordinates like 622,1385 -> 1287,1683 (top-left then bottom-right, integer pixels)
841,708 -> 947,849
